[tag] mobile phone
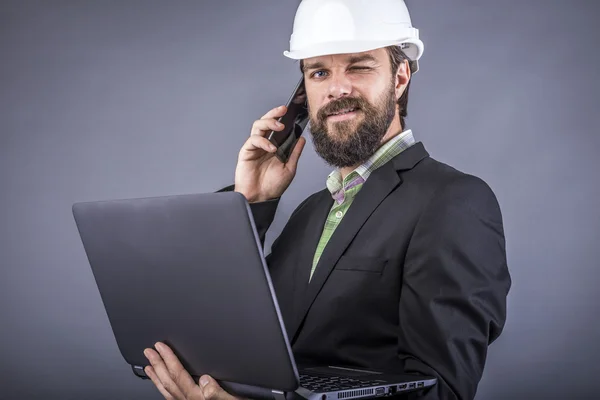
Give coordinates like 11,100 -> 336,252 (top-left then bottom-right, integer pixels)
267,77 -> 309,164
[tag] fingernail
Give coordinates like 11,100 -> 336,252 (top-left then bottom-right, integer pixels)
143,349 -> 150,358
200,376 -> 210,387
270,145 -> 277,151
275,121 -> 283,127
155,342 -> 163,351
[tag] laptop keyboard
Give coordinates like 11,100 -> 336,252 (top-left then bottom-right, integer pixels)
299,374 -> 388,393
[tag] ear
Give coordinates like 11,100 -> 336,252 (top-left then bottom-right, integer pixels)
394,59 -> 411,100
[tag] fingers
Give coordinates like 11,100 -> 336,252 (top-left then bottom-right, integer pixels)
145,347 -> 187,400
144,344 -> 243,400
241,135 -> 278,155
145,343 -> 206,400
250,118 -> 285,137
145,365 -> 175,400
155,342 -> 199,397
200,375 -> 239,400
285,136 -> 306,169
260,105 -> 287,120
251,106 -> 287,137
240,105 -> 288,160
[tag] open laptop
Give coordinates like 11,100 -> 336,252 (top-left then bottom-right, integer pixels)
72,191 -> 436,400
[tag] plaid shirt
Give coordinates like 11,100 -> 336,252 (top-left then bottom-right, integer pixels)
309,129 -> 415,281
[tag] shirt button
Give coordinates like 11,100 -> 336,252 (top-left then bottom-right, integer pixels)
335,211 -> 343,219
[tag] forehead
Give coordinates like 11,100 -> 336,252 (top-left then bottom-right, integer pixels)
302,48 -> 388,69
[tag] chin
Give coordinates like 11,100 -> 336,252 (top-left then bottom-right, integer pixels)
329,120 -> 359,136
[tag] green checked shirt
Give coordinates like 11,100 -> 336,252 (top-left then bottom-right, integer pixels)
309,129 -> 416,282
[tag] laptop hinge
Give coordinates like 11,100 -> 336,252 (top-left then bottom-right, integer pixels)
272,390 -> 286,400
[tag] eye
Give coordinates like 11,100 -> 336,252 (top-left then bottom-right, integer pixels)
350,66 -> 371,71
311,70 -> 328,79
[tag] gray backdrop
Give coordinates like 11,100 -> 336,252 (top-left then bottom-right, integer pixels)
1,1 -> 598,399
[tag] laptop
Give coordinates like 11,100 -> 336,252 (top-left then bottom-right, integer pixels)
72,191 -> 436,400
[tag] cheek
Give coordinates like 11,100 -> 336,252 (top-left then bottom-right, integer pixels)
307,97 -> 323,119
305,85 -> 328,110
353,76 -> 389,103
355,86 -> 377,102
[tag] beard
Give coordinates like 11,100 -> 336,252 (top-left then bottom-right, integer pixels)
308,79 -> 397,168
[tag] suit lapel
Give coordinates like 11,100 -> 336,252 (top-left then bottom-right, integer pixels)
289,142 -> 429,343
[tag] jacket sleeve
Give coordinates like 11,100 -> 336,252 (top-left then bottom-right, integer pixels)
216,184 -> 280,247
398,176 -> 511,400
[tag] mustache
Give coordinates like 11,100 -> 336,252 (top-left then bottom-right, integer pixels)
317,96 -> 369,121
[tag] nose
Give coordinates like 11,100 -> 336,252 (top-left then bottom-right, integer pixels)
327,72 -> 352,100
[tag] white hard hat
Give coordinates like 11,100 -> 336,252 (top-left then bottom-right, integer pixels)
284,0 -> 424,72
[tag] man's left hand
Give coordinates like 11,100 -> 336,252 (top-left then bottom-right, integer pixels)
144,342 -> 242,400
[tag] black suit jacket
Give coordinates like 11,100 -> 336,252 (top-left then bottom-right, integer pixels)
222,142 -> 511,400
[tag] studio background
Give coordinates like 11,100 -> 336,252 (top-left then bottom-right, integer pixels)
1,1 -> 598,399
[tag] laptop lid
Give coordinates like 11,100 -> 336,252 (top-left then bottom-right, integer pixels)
72,192 -> 299,392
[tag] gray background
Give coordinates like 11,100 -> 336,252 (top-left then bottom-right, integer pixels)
1,0 -> 598,399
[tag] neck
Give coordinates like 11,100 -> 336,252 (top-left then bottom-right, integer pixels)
339,117 -> 404,180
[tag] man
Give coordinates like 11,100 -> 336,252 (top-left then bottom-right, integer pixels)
143,0 -> 511,399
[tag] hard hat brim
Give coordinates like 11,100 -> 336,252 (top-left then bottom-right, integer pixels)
284,38 -> 423,63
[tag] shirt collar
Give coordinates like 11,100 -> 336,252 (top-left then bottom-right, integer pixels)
326,129 -> 415,204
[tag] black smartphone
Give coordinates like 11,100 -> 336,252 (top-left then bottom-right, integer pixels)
267,77 -> 309,163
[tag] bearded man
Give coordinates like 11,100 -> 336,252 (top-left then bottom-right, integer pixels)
144,1 -> 511,399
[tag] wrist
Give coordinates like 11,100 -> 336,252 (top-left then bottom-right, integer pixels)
234,188 -> 266,203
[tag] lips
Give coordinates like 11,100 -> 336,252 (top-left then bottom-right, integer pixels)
328,107 -> 359,117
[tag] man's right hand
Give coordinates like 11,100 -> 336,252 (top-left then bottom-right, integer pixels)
234,105 -> 306,203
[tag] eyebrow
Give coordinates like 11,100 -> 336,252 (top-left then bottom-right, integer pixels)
302,54 -> 378,72
302,61 -> 325,72
347,54 -> 378,65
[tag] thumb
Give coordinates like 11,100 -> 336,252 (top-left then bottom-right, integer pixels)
285,136 -> 306,170
199,375 -> 231,400
199,374 -> 217,389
